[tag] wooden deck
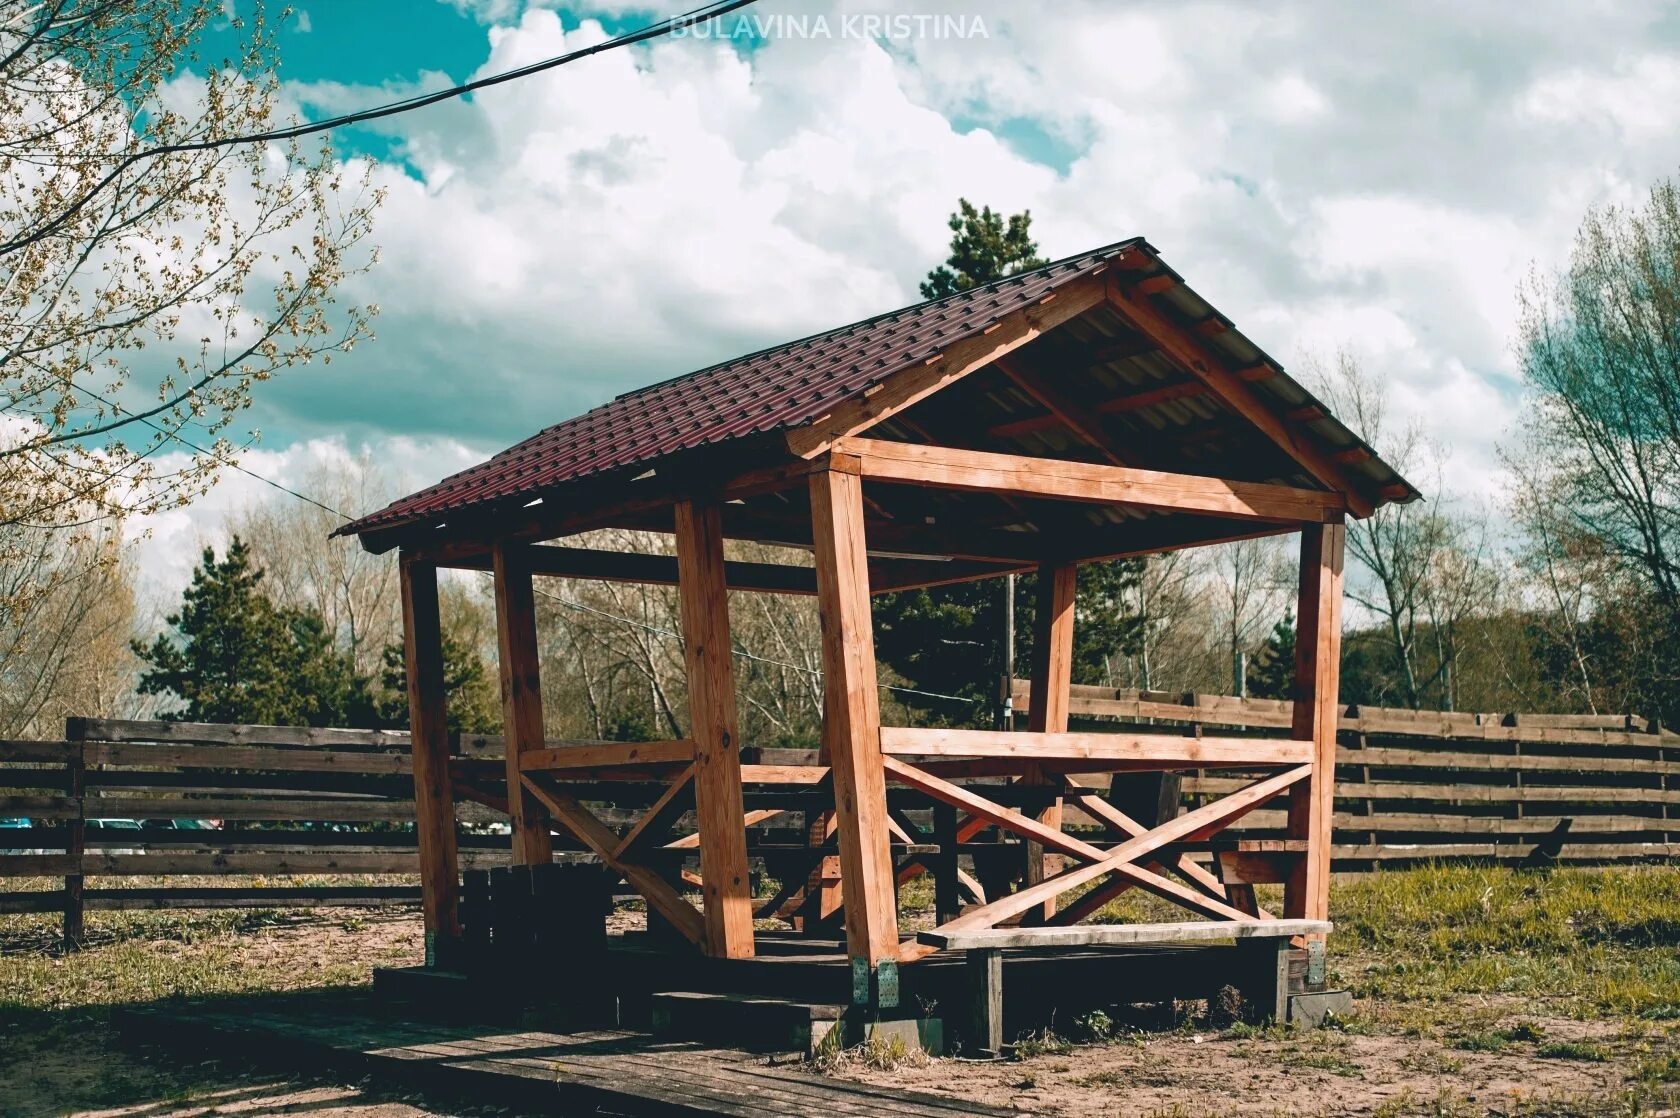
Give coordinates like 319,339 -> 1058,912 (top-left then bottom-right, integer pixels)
117,992 -> 1013,1117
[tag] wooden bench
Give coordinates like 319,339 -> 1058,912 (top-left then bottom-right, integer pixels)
917,919 -> 1332,1056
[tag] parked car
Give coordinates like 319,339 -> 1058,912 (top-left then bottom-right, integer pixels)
141,819 -> 219,831
87,818 -> 144,854
0,817 -> 40,855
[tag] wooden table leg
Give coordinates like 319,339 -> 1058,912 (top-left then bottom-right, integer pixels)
968,947 -> 1004,1057
1234,937 -> 1291,1024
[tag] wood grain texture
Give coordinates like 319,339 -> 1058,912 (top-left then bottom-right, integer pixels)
493,543 -> 554,865
400,558 -> 460,939
675,500 -> 756,959
1103,271 -> 1376,517
1285,520 -> 1345,929
519,739 -> 695,771
1023,561 -> 1075,920
521,774 -> 706,947
808,467 -> 900,967
922,918 -> 1330,951
879,726 -> 1312,766
837,437 -> 1345,523
929,765 -> 1309,935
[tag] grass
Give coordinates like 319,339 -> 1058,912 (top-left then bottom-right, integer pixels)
6,866 -> 1680,1115
1334,863 -> 1680,1020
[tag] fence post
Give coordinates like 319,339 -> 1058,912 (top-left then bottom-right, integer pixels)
62,719 -> 86,950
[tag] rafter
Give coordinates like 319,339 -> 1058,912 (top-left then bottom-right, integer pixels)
1104,265 -> 1375,516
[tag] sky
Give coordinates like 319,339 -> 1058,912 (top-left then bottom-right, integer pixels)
134,0 -> 1680,597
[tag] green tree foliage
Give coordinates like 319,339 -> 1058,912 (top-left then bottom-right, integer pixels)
1246,612 -> 1296,700
919,199 -> 1049,299
875,201 -> 1144,722
134,539 -> 374,726
375,635 -> 500,734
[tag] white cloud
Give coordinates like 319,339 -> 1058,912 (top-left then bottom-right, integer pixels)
188,1 -> 1680,560
127,436 -> 483,605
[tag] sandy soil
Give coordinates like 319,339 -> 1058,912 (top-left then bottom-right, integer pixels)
7,909 -> 1677,1117
831,1013 -> 1661,1117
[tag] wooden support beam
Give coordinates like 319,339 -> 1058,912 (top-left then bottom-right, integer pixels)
522,775 -> 706,947
493,543 -> 553,865
663,809 -> 784,850
995,356 -> 1129,465
1023,561 -> 1076,920
1100,379 -> 1205,415
837,437 -> 1345,523
880,726 -> 1312,766
519,739 -> 695,771
438,540 -> 1017,599
1285,520 -> 1345,933
399,557 -> 460,959
441,544 -> 819,595
809,463 -> 901,990
785,274 -> 1108,458
675,499 -> 756,959
612,765 -> 695,860
1104,270 -> 1374,516
929,765 -> 1309,935
1060,785 -> 1262,916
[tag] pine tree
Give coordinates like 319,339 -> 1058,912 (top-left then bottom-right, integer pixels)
1246,612 -> 1297,700
920,199 -> 1049,299
134,539 -> 373,727
873,201 -> 1145,722
376,634 -> 500,734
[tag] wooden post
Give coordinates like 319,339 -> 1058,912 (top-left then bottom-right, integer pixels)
1234,937 -> 1291,1023
809,460 -> 901,1004
801,810 -> 843,933
1284,520 -> 1345,928
62,725 -> 86,950
674,499 -> 756,959
968,947 -> 1005,1057
1022,562 -> 1076,921
932,802 -> 960,925
401,557 -> 462,963
493,543 -> 554,866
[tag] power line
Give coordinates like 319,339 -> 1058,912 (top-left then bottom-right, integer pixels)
530,582 -> 981,706
3,0 -> 762,256
43,380 -> 353,521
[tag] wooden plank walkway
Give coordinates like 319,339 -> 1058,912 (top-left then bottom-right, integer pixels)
118,995 -> 1011,1117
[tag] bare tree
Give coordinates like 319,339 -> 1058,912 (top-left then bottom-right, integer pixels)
0,523 -> 135,736
234,456 -> 402,676
1310,351 -> 1490,709
0,1 -> 378,536
1205,536 -> 1292,696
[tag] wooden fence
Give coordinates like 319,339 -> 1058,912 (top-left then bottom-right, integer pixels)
1019,682 -> 1680,866
3,699 -> 1677,940
0,718 -> 521,939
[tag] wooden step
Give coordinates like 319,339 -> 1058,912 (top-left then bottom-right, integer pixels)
650,990 -> 844,1055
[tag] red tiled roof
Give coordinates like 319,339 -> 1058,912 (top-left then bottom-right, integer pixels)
337,240 -> 1143,539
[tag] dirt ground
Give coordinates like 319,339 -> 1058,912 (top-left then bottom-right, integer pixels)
830,989 -> 1677,1117
3,892 -> 1678,1117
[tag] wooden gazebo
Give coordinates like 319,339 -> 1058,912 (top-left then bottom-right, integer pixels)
339,238 -> 1416,1025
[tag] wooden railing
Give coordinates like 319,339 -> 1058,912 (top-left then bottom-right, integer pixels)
1017,682 -> 1680,865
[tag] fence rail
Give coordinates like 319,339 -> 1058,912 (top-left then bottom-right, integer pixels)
0,718 -> 520,936
1019,682 -> 1680,866
3,699 -> 1677,941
